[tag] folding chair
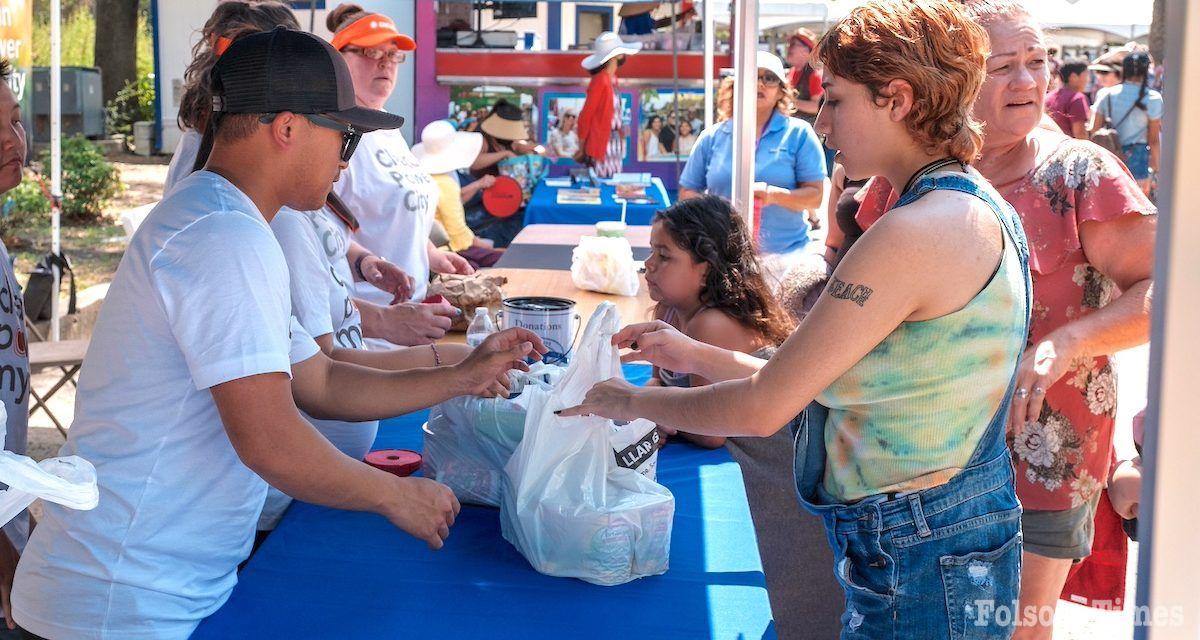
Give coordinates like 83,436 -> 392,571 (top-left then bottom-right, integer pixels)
28,338 -> 89,438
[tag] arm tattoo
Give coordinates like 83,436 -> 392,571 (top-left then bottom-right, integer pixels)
827,276 -> 873,307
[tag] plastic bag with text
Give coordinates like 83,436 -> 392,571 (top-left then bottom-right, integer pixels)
0,404 -> 99,527
570,236 -> 641,297
500,302 -> 674,586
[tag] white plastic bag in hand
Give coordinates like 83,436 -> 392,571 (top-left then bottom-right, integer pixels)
0,404 -> 99,527
500,302 -> 674,586
424,364 -> 563,507
570,236 -> 641,297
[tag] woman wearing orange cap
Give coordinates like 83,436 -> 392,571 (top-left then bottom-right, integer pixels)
327,4 -> 475,349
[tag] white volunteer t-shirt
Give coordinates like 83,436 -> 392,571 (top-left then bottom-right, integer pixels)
334,128 -> 438,304
0,242 -> 30,560
163,128 -> 202,196
12,171 -> 318,640
270,207 -> 379,458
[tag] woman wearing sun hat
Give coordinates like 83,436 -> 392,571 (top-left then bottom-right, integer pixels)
414,119 -> 505,269
326,4 -> 475,349
578,31 -> 642,177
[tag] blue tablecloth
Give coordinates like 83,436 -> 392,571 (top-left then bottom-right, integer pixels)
524,178 -> 671,226
195,364 -> 774,639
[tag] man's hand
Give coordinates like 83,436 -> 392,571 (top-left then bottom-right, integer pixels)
359,256 -> 416,304
381,476 -> 461,550
430,250 -> 475,276
374,302 -> 458,346
453,328 -> 547,396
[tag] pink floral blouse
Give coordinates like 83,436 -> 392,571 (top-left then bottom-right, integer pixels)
999,137 -> 1155,512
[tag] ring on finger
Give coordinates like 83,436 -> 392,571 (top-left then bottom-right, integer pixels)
1033,386 -> 1046,395
1015,388 -> 1030,399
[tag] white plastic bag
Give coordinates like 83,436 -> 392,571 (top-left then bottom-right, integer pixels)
0,404 -> 99,527
424,364 -> 563,507
501,302 -> 674,586
570,236 -> 641,297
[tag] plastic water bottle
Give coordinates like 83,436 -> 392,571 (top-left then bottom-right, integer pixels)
466,307 -> 496,347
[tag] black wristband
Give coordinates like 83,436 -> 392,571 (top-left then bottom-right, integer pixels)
354,253 -> 373,280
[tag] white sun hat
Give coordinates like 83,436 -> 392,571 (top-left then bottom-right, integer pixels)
581,31 -> 643,71
413,119 -> 484,175
756,50 -> 788,84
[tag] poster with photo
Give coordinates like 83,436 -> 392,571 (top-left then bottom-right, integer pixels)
541,91 -> 634,165
638,88 -> 705,162
448,85 -> 538,137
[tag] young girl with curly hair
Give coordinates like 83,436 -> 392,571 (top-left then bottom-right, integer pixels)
644,194 -> 793,448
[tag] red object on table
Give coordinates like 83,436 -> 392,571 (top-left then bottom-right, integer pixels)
364,450 -> 422,477
422,294 -> 449,305
482,176 -> 523,218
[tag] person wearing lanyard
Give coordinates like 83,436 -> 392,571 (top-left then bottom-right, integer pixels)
678,51 -> 826,282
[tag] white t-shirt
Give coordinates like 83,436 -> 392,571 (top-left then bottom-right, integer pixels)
0,242 -> 30,561
163,129 -> 202,196
12,171 -> 320,640
334,128 -> 438,304
270,207 -> 378,458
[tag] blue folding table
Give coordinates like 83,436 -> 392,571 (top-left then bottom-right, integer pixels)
194,365 -> 776,639
523,178 -> 671,226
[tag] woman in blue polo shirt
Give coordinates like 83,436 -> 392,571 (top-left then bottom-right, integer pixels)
679,50 -> 827,275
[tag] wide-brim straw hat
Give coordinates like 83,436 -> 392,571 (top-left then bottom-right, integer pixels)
581,31 -> 643,71
413,120 -> 483,175
479,100 -> 531,141
618,2 -> 659,17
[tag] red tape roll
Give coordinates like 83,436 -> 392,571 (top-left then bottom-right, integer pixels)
482,175 -> 523,218
364,449 -> 423,477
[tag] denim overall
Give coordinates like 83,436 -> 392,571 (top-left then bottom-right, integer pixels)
793,173 -> 1033,639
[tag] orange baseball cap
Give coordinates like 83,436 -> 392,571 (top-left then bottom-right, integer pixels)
331,13 -> 416,52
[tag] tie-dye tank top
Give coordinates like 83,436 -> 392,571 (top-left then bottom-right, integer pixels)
817,173 -> 1028,502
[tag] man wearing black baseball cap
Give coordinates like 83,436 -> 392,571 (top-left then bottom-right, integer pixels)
11,28 -> 542,639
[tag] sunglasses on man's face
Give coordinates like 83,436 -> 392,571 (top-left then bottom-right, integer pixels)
757,73 -> 782,88
260,112 -> 362,162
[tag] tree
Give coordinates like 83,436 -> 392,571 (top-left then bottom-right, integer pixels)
1149,0 -> 1165,67
94,0 -> 139,105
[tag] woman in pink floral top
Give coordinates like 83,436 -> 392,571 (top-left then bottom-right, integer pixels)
966,2 -> 1156,638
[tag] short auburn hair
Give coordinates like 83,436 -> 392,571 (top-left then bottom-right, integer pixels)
816,0 -> 987,163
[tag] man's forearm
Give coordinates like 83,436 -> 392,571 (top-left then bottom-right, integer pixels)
300,359 -> 469,421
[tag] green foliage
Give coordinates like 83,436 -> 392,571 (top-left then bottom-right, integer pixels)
1,177 -> 50,236
105,72 -> 155,137
31,9 -> 95,68
31,136 -> 123,220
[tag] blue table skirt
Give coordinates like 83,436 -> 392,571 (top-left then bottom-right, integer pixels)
195,365 -> 776,639
524,178 -> 671,226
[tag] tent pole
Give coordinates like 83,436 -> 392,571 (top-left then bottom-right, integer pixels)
50,0 -> 62,342
730,0 -> 757,226
703,0 -> 714,129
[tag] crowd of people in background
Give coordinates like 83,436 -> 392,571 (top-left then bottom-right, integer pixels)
0,0 -> 1167,638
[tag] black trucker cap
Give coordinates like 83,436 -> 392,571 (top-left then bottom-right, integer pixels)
211,27 -> 404,133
